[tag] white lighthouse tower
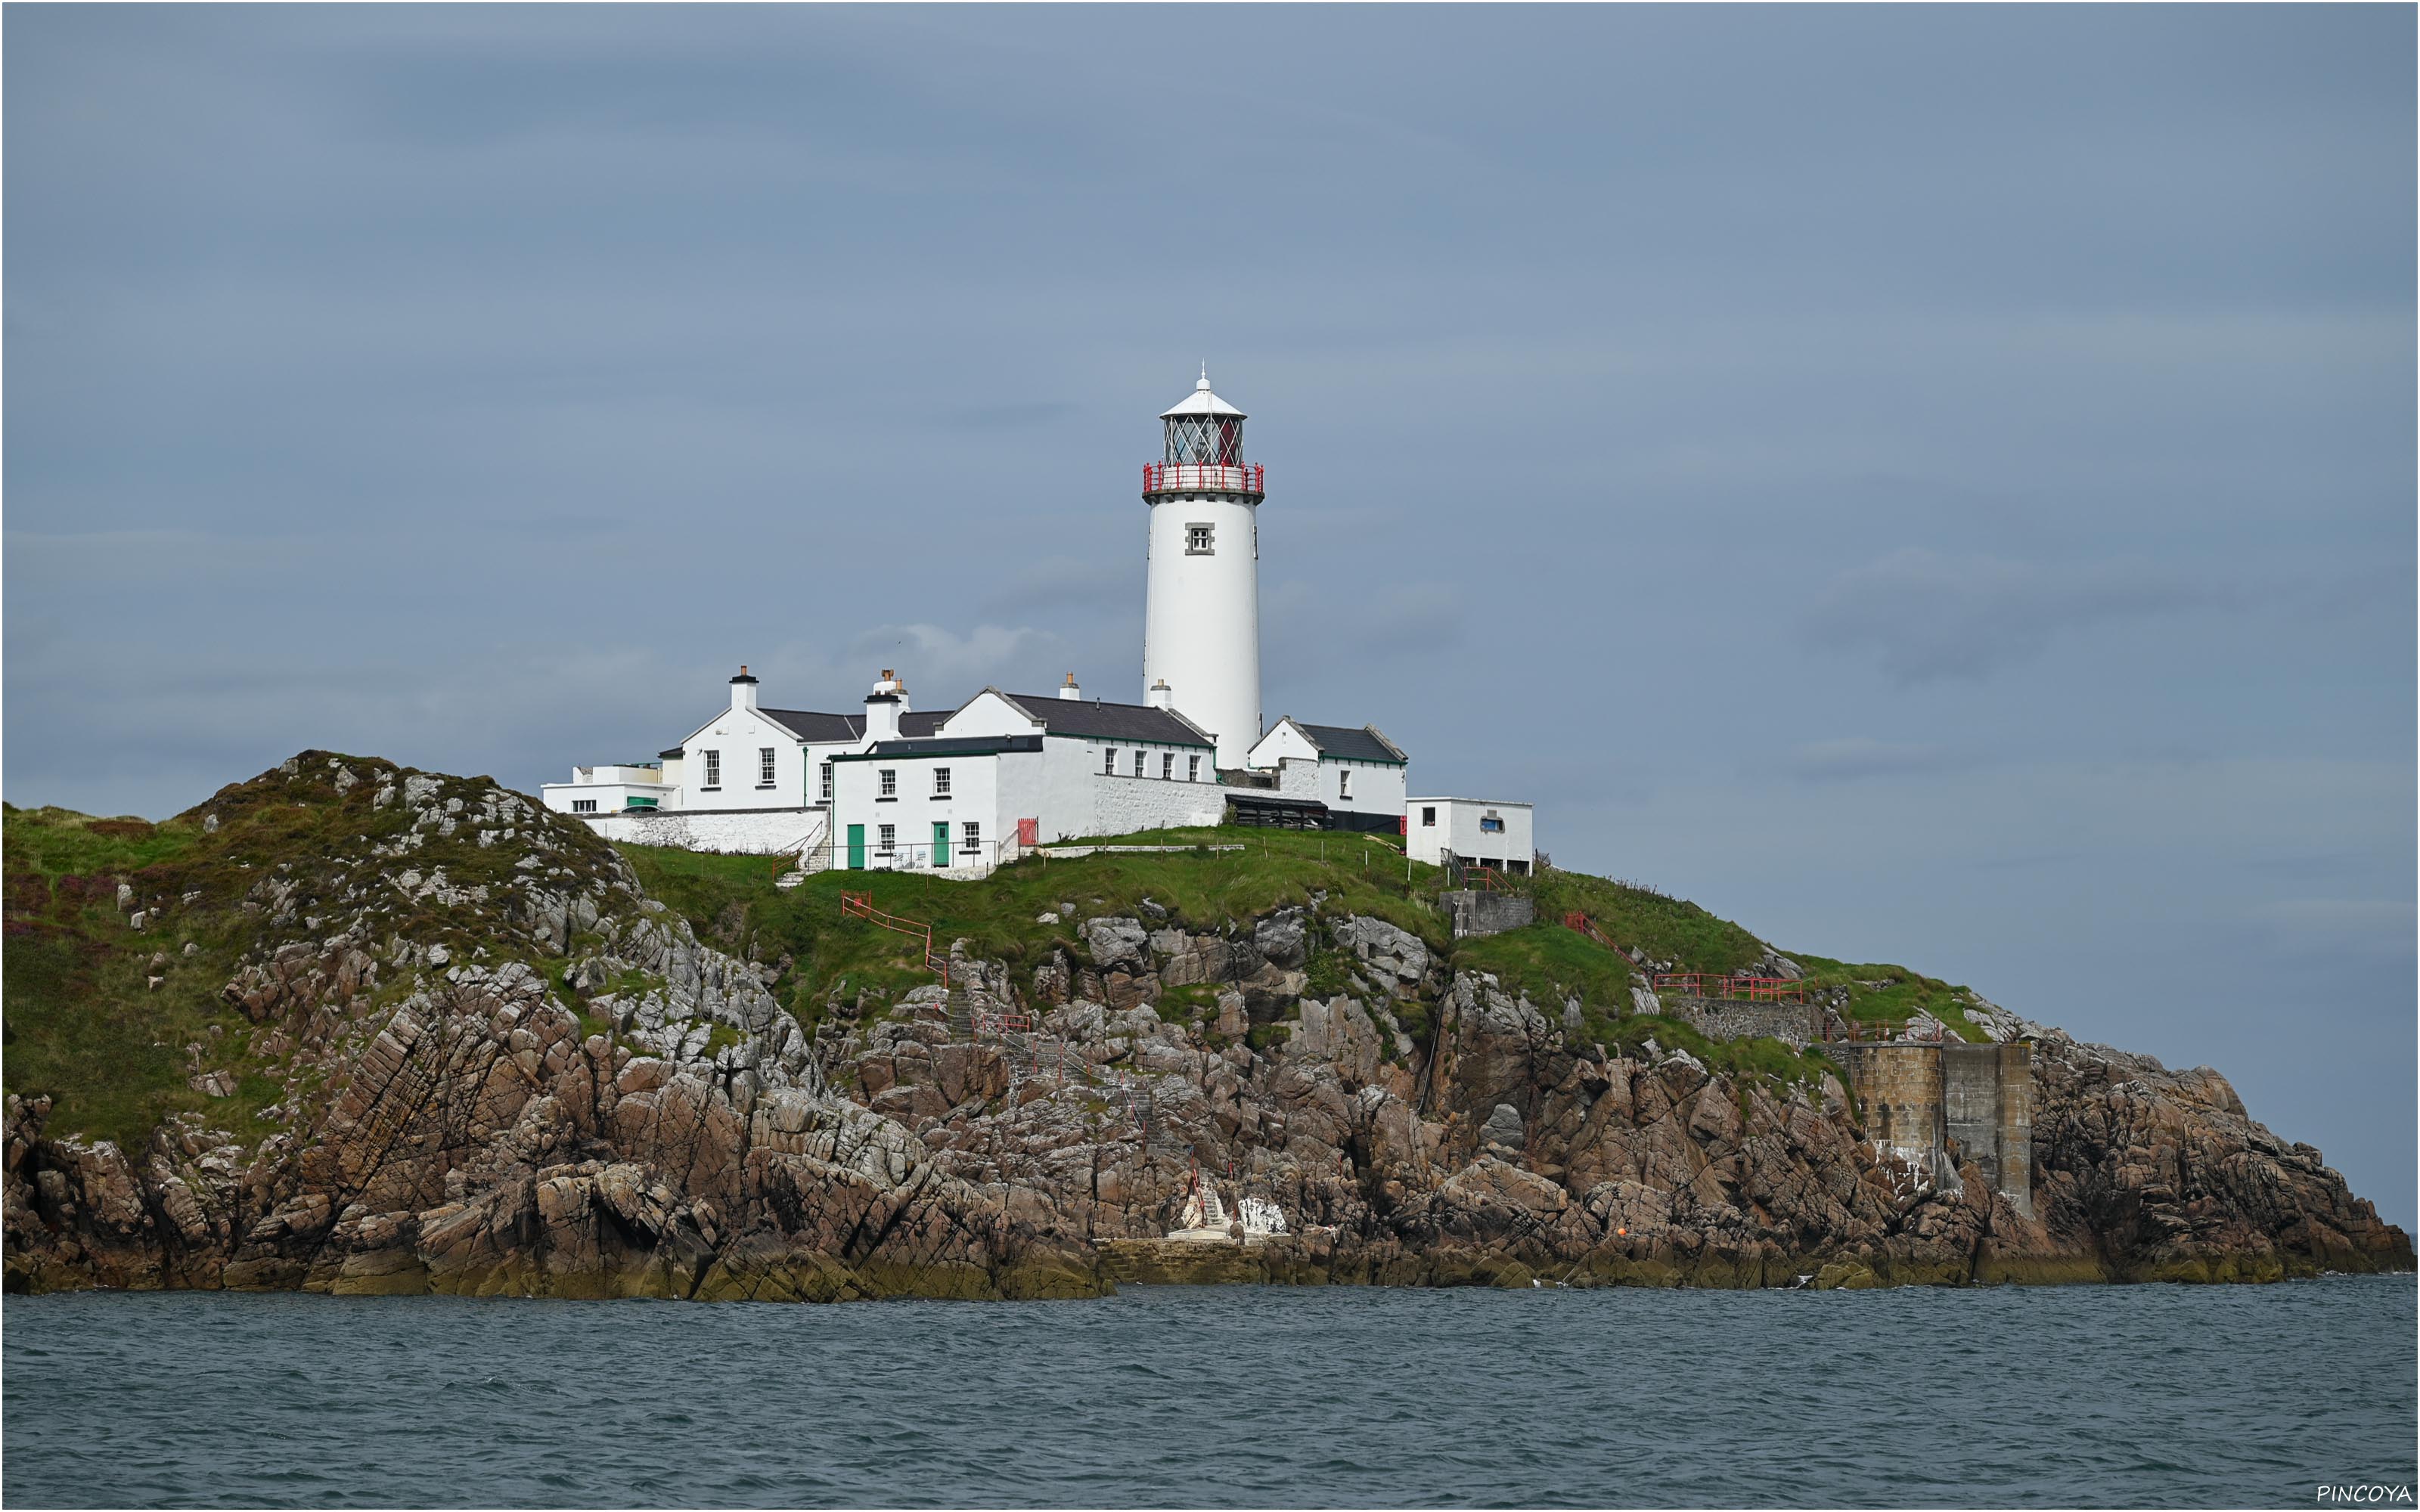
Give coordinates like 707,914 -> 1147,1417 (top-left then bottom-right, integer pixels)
1142,368 -> 1264,767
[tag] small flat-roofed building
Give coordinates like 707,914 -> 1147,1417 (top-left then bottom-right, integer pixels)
540,763 -> 678,816
1407,796 -> 1535,874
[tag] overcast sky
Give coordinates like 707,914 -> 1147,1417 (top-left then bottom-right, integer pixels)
7,6 -> 2412,1220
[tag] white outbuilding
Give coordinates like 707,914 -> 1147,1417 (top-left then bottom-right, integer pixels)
1406,796 -> 1536,875
1243,718 -> 1408,833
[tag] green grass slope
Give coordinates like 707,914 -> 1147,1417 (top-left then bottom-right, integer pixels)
5,779 -> 1995,1151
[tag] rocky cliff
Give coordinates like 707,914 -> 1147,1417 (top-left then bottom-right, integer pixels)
5,754 -> 2406,1298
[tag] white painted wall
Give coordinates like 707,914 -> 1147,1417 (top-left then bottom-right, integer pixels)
681,704 -> 812,812
1093,752 -> 1228,835
1143,490 -> 1261,767
826,733 -> 1228,863
578,807 -> 827,854
1326,758 -> 1407,824
830,750 -> 1014,872
1246,722 -> 1319,769
1274,757 -> 1322,801
1407,798 -> 1535,869
1028,739 -> 1100,841
940,689 -> 1046,739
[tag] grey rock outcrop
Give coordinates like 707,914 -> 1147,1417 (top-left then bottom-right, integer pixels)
5,751 -> 2408,1301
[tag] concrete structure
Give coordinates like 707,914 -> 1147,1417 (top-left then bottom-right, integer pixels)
1943,1042 -> 2033,1217
1444,890 -> 1534,939
1143,370 -> 1263,767
1407,796 -> 1535,874
1833,1041 -> 2034,1218
1246,718 -> 1408,833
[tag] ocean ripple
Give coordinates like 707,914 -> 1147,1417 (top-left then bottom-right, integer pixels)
3,1278 -> 2412,1507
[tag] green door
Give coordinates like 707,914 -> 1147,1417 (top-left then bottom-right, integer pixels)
932,822 -> 949,867
846,824 -> 866,869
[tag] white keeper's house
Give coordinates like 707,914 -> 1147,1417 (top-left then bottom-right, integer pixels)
541,368 -> 1538,874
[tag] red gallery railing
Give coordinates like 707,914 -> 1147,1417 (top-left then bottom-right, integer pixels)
1143,463 -> 1265,495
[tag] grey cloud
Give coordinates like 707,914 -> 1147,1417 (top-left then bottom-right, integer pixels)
835,622 -> 1066,699
979,555 -> 1132,621
2245,899 -> 2415,959
1801,548 -> 2223,683
942,401 -> 1077,429
1786,737 -> 1976,784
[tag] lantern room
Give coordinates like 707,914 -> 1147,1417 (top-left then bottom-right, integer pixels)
1161,367 -> 1246,467
1145,367 -> 1264,499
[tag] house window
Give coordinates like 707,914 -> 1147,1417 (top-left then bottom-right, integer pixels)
963,820 -> 982,853
820,761 -> 833,801
1422,807 -> 1437,827
933,767 -> 951,797
1188,755 -> 1201,782
572,799 -> 597,814
1133,751 -> 1146,778
1339,770 -> 1353,802
1104,748 -> 1117,776
880,769 -> 897,797
877,823 -> 896,854
759,748 -> 777,787
1187,522 -> 1214,555
1161,753 -> 1174,780
701,750 -> 721,789
1481,816 -> 1505,833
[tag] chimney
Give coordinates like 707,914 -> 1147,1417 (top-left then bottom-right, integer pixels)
1059,672 -> 1082,702
1146,678 -> 1174,711
730,665 -> 760,712
864,668 -> 905,742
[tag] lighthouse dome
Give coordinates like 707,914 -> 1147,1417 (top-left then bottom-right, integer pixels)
1159,367 -> 1246,420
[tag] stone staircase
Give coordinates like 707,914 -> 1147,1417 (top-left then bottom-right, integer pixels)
773,810 -> 834,889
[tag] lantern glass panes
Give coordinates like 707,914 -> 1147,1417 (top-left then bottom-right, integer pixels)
1165,414 -> 1244,467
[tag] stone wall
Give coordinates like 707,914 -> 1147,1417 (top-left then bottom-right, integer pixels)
1094,773 -> 1227,835
1444,891 -> 1534,939
1833,1040 -> 2034,1217
579,807 -> 826,856
1667,995 -> 1817,1050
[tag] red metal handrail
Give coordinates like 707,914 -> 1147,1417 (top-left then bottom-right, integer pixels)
1652,972 -> 1809,1004
839,890 -> 948,989
1143,462 -> 1264,495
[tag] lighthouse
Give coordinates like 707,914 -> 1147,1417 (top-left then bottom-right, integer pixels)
1141,367 -> 1264,767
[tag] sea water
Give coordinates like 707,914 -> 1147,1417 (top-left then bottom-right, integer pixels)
5,1277 -> 2412,1507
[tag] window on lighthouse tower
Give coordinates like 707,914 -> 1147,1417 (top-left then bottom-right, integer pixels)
1187,522 -> 1214,555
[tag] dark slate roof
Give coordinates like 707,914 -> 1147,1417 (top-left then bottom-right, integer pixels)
759,708 -> 949,742
758,708 -> 858,742
1001,694 -> 1214,747
659,747 -> 684,760
838,734 -> 1044,761
1293,721 -> 1408,764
